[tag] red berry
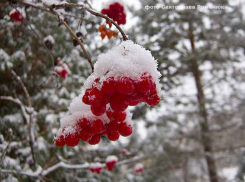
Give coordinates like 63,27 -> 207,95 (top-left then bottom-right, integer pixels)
55,135 -> 65,147
116,77 -> 135,95
90,167 -> 95,173
118,122 -> 133,137
95,167 -> 102,174
107,120 -> 119,131
82,89 -> 92,105
107,130 -> 120,141
144,94 -> 160,106
77,118 -> 88,128
106,110 -> 113,120
79,128 -> 92,141
89,87 -> 104,106
136,74 -> 154,93
91,102 -> 106,116
113,112 -> 126,122
90,119 -> 105,134
110,94 -> 128,112
128,100 -> 140,106
106,161 -> 117,171
61,69 -> 68,79
65,132 -> 80,147
88,134 -> 101,145
127,93 -> 143,106
101,77 -> 116,95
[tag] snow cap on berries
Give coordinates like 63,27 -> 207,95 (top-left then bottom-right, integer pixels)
44,35 -> 55,50
9,8 -> 25,23
84,40 -> 161,96
10,8 -> 26,18
134,163 -> 144,173
106,155 -> 118,163
102,0 -> 126,10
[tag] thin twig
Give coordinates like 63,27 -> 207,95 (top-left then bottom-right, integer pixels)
49,7 -> 94,71
11,70 -> 31,107
53,3 -> 128,41
9,0 -> 95,23
9,71 -> 37,168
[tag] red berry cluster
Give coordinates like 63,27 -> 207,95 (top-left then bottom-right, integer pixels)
55,113 -> 133,147
54,58 -> 69,79
101,2 -> 126,25
83,73 -> 160,115
10,10 -> 24,23
135,163 -> 143,173
89,163 -> 102,174
106,156 -> 118,171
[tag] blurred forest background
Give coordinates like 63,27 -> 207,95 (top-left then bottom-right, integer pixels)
1,0 -> 245,181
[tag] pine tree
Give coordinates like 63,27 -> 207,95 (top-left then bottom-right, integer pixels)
131,0 -> 245,181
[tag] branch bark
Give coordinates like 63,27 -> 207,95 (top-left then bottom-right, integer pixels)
49,7 -> 94,71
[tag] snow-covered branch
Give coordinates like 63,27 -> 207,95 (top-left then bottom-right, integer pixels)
0,96 -> 29,123
0,154 -> 149,178
0,95 -> 36,168
10,0 -> 94,23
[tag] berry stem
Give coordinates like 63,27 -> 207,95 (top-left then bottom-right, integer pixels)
49,7 -> 94,71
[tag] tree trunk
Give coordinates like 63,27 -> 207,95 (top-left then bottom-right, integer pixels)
188,22 -> 219,182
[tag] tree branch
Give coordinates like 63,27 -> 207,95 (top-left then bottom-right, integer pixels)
0,154 -> 149,179
53,3 -> 128,41
10,0 -> 95,23
49,7 -> 94,71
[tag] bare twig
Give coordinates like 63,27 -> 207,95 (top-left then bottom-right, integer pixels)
53,3 -> 128,41
49,7 -> 94,71
11,71 -> 36,168
11,70 -> 31,107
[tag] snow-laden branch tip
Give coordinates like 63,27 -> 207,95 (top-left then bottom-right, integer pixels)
0,96 -> 29,123
0,154 -> 148,178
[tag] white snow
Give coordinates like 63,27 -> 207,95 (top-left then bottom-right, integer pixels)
102,0 -> 126,11
44,35 -> 55,44
80,26 -> 87,36
220,166 -> 238,181
41,0 -> 60,6
90,162 -> 102,169
0,49 -> 12,71
134,163 -> 143,170
106,155 -> 118,162
11,50 -> 25,62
